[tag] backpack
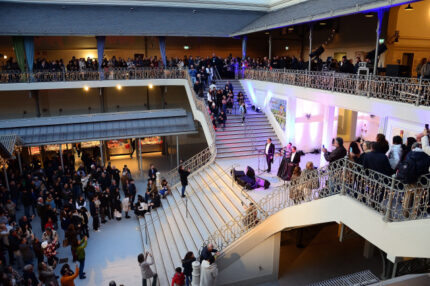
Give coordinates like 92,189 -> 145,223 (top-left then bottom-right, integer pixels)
396,159 -> 418,184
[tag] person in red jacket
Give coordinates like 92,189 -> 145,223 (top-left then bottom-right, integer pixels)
171,267 -> 185,286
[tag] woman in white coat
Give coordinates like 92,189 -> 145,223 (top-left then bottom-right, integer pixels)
200,256 -> 218,286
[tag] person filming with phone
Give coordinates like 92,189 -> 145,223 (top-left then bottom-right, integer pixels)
322,137 -> 347,164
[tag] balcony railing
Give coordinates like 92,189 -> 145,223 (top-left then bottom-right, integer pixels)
243,69 -> 430,107
0,68 -> 188,83
204,158 -> 430,253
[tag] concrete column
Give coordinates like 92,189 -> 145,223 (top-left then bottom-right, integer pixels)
176,136 -> 180,167
191,261 -> 201,286
320,105 -> 336,167
17,149 -> 23,175
3,165 -> 10,192
308,24 -> 313,71
378,116 -> 389,135
146,87 -> 150,110
59,144 -> 64,170
99,87 -> 105,113
161,87 -> 167,109
242,36 -> 247,60
268,34 -> 272,59
99,141 -> 104,167
135,139 -> 140,169
336,109 -> 357,142
363,240 -> 375,259
286,96 -> 296,145
31,90 -> 41,117
138,138 -> 142,175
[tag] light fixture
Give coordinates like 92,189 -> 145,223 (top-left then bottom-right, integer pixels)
3,55 -> 6,59
364,13 -> 374,18
183,45 -> 190,50
285,46 -> 289,50
265,31 -> 270,35
288,27 -> 294,31
379,38 -> 385,44
116,84 -> 122,90
319,22 -> 327,26
405,4 -> 413,10
83,86 -> 89,91
148,84 -> 153,89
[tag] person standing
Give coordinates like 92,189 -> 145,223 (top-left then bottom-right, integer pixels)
322,137 -> 347,164
122,195 -> 131,218
138,252 -> 158,286
200,256 -> 218,286
182,252 -> 196,286
239,102 -> 246,125
128,179 -> 137,207
171,267 -> 185,286
264,138 -> 275,173
178,165 -> 190,198
148,164 -> 158,181
60,263 -> 79,286
89,196 -> 100,232
76,236 -> 88,279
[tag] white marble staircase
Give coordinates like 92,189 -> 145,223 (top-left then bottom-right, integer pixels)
139,162 -> 249,286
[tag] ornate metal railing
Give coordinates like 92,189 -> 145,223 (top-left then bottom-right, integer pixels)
203,158 -> 430,253
0,68 -> 188,83
162,72 -> 217,187
243,69 -> 430,107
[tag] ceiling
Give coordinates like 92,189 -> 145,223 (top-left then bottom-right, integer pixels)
2,0 -> 310,11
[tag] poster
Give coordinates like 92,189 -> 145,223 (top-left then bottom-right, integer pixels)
269,97 -> 286,130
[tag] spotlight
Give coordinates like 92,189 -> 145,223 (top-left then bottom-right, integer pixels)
83,86 -> 89,91
184,45 -> 190,50
116,84 -> 122,90
148,84 -> 153,89
3,55 -> 6,59
405,4 -> 413,11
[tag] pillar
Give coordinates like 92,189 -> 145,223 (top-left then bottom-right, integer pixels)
161,87 -> 167,109
31,90 -> 41,117
3,164 -> 10,192
135,139 -> 140,168
308,24 -> 313,71
336,108 -> 357,142
268,34 -> 272,59
286,97 -> 296,146
17,149 -> 23,175
99,87 -> 105,112
363,240 -> 375,259
59,144 -> 64,170
191,261 -> 201,286
176,136 -> 179,167
146,87 -> 150,110
242,36 -> 247,60
320,105 -> 336,167
99,141 -> 104,167
378,116 -> 389,135
138,138 -> 142,175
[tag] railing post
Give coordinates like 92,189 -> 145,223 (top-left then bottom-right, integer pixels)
331,71 -> 335,91
416,76 -> 422,106
367,74 -> 372,98
191,261 -> 201,286
383,175 -> 396,222
340,157 -> 348,195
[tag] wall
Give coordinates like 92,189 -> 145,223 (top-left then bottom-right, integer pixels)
218,233 -> 280,285
385,117 -> 424,145
386,1 -> 430,76
295,98 -> 325,152
0,90 -> 38,118
355,112 -> 380,141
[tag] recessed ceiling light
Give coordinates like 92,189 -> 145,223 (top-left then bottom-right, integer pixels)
364,13 -> 374,18
116,84 -> 122,90
285,46 -> 289,50
288,27 -> 294,31
148,84 -> 153,89
184,45 -> 190,50
83,86 -> 89,92
265,31 -> 270,35
319,22 -> 327,26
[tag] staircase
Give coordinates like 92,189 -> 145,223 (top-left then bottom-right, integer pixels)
139,162 -> 248,286
209,79 -> 280,159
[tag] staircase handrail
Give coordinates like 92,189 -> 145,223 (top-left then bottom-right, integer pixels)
243,68 -> 429,107
202,157 -> 430,253
213,66 -> 222,81
163,71 -> 216,187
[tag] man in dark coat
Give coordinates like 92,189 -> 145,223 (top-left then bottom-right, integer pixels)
363,142 -> 394,176
148,164 -> 158,181
323,137 -> 347,164
405,142 -> 430,176
264,138 -> 275,172
178,165 -> 190,198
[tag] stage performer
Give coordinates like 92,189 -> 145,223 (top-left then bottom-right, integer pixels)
287,146 -> 302,164
264,138 -> 275,173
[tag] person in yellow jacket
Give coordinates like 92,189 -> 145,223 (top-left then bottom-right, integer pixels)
60,263 -> 79,286
76,236 -> 88,279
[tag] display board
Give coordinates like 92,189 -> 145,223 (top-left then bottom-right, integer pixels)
269,97 -> 286,130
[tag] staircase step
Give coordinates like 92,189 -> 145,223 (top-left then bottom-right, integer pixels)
215,130 -> 276,138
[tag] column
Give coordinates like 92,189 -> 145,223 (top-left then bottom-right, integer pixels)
308,24 -> 313,71
363,240 -> 375,259
138,138 -> 143,175
99,87 -> 105,113
135,139 -> 140,169
99,141 -> 105,167
59,144 -> 64,170
3,164 -> 10,192
161,86 -> 167,109
320,105 -> 336,167
16,148 -> 23,175
268,34 -> 272,59
242,36 -> 247,60
378,116 -> 388,135
176,136 -> 179,167
31,90 -> 41,117
286,96 -> 296,145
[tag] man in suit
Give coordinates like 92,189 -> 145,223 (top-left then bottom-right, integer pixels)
148,164 -> 157,181
287,146 -> 302,164
264,138 -> 275,173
